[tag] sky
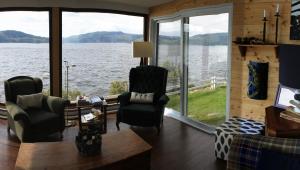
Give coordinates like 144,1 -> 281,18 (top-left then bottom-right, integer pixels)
0,11 -> 228,38
159,13 -> 229,36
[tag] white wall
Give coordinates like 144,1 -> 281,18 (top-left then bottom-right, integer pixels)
0,0 -> 148,14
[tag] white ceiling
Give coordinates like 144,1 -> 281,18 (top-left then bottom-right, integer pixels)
98,0 -> 174,8
0,0 -> 174,14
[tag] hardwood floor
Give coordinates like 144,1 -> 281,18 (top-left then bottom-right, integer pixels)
0,115 -> 226,170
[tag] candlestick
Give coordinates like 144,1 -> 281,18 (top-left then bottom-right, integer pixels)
275,11 -> 280,44
262,16 -> 268,43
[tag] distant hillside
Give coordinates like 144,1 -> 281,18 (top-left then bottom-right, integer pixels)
0,30 -> 228,45
190,33 -> 228,45
63,31 -> 143,43
0,30 -> 48,43
159,33 -> 228,45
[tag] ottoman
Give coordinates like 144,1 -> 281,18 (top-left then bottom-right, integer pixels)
214,117 -> 264,160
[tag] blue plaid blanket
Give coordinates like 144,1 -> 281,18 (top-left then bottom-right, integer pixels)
227,134 -> 300,170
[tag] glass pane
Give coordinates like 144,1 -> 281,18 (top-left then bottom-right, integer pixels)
62,12 -> 143,100
0,11 -> 50,102
188,13 -> 229,126
157,20 -> 182,112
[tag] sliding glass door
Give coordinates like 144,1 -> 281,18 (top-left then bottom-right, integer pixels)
187,14 -> 229,126
153,5 -> 231,127
157,20 -> 182,113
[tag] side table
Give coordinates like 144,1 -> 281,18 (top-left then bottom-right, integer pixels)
78,102 -> 107,134
265,106 -> 300,138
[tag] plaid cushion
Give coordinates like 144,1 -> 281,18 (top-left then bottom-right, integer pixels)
227,134 -> 300,170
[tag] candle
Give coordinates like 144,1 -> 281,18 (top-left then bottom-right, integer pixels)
276,4 -> 279,13
264,9 -> 266,18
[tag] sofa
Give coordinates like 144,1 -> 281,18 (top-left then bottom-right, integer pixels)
227,134 -> 300,170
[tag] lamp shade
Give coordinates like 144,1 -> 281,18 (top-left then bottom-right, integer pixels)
132,42 -> 153,58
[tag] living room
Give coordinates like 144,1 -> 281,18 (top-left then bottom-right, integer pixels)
1,0 -> 300,170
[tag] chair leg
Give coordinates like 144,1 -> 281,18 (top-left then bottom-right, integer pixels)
60,131 -> 64,139
156,125 -> 160,135
7,125 -> 10,134
116,121 -> 120,131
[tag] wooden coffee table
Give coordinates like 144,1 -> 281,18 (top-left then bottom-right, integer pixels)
15,129 -> 152,170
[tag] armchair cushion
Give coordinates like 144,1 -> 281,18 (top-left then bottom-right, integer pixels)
121,104 -> 156,114
27,108 -> 61,132
120,104 -> 157,126
16,93 -> 43,110
130,92 -> 154,104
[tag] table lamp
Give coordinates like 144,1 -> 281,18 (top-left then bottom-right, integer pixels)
132,41 -> 153,66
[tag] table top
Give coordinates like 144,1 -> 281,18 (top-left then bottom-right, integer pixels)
15,129 -> 152,170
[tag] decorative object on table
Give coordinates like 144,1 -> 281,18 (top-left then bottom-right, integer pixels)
262,9 -> 268,43
77,95 -> 104,106
116,65 -> 169,134
4,76 -> 66,142
280,106 -> 300,124
290,0 -> 300,40
275,4 -> 280,44
64,60 -> 76,127
247,61 -> 269,100
132,41 -> 153,66
75,107 -> 103,156
233,37 -> 264,45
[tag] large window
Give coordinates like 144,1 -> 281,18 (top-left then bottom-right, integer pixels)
0,11 -> 50,102
157,20 -> 182,112
62,12 -> 143,100
154,5 -> 231,127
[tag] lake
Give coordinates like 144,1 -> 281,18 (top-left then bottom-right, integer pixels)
0,43 -> 227,101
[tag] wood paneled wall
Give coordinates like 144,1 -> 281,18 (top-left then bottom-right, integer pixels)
150,0 -> 300,122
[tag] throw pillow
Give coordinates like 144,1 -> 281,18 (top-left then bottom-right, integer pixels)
256,148 -> 300,170
16,93 -> 43,110
130,92 -> 154,104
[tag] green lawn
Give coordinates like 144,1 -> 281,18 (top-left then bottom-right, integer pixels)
167,86 -> 226,126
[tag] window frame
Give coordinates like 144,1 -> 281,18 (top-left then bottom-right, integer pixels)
59,8 -> 148,97
0,7 -> 53,98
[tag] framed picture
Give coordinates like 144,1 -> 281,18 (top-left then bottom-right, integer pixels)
290,0 -> 300,40
274,84 -> 297,109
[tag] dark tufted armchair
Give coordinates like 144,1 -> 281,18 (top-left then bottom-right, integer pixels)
5,76 -> 65,142
116,66 -> 169,134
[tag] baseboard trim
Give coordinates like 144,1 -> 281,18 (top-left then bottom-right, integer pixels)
164,108 -> 215,135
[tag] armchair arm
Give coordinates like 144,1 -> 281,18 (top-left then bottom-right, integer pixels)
6,101 -> 29,122
118,92 -> 131,107
45,96 -> 66,115
157,95 -> 169,106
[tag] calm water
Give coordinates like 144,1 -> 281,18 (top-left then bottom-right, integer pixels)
0,43 -> 227,101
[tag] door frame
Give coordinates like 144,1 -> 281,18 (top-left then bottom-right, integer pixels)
150,3 -> 233,129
